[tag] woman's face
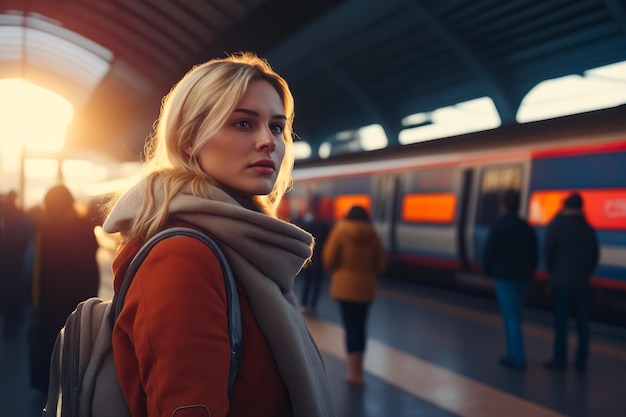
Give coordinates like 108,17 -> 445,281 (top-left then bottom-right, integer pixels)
196,80 -> 286,196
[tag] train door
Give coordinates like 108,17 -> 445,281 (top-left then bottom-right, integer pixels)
393,167 -> 460,270
372,174 -> 397,254
469,163 -> 528,269
456,168 -> 474,271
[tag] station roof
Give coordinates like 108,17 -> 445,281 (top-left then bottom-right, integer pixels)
1,0 -> 625,161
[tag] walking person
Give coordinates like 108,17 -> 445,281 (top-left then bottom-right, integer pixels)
322,205 -> 386,386
543,192 -> 599,371
482,189 -> 538,370
102,52 -> 336,417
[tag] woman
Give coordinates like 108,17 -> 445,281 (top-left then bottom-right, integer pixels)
102,53 -> 335,417
322,205 -> 386,386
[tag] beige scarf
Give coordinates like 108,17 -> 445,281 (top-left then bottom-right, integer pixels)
103,181 -> 336,417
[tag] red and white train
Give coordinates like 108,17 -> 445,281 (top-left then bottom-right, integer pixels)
285,105 -> 626,325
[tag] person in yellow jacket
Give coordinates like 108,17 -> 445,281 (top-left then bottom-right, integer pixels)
322,205 -> 386,386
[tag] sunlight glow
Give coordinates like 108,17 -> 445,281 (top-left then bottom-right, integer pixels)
0,78 -> 73,154
24,158 -> 58,178
23,158 -> 61,208
0,79 -> 74,203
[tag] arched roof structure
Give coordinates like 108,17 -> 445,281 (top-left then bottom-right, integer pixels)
1,0 -> 625,161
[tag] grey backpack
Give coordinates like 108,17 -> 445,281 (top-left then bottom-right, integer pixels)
43,227 -> 242,416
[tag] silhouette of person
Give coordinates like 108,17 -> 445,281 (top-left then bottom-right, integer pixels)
29,184 -> 100,392
482,189 -> 538,370
296,203 -> 330,314
323,205 -> 386,386
543,192 -> 599,371
0,190 -> 35,338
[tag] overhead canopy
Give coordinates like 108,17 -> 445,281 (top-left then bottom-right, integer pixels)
1,0 -> 625,161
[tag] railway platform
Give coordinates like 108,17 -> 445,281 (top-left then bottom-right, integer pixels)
2,242 -> 625,417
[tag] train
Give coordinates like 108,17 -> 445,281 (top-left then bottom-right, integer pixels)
284,105 -> 626,326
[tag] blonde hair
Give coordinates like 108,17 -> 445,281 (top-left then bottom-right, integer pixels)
105,52 -> 295,242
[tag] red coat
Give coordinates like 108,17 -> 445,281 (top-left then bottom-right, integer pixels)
112,234 -> 292,417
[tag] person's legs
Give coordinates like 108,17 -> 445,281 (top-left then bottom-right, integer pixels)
572,286 -> 590,369
494,279 -> 526,367
0,275 -> 25,338
514,280 -> 530,358
3,305 -> 22,337
29,314 -> 57,393
546,287 -> 569,368
339,301 -> 370,385
299,270 -> 312,311
1,296 -> 24,338
308,265 -> 323,311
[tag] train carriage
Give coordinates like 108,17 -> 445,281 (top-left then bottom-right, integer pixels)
287,105 -> 626,325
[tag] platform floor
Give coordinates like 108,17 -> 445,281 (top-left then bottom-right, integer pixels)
2,246 -> 625,417
304,277 -> 626,417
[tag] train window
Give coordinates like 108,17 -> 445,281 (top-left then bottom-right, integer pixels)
401,193 -> 456,224
527,190 -> 571,226
476,166 -> 522,226
529,189 -> 626,230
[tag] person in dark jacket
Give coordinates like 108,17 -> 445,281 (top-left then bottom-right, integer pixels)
482,189 -> 538,370
543,192 -> 599,371
295,204 -> 330,314
0,190 -> 35,338
323,205 -> 386,386
29,184 -> 100,392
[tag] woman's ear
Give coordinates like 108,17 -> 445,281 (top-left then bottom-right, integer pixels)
183,143 -> 193,156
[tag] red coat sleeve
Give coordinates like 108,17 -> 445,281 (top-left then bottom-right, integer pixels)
114,236 -> 232,417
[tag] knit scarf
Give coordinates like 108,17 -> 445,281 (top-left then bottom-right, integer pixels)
103,180 -> 336,417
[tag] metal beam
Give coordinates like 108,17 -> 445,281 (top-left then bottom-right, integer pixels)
404,0 -> 518,122
311,52 -> 398,147
267,0 -> 405,69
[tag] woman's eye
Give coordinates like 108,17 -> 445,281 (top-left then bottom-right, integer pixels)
235,120 -> 251,128
270,124 -> 284,134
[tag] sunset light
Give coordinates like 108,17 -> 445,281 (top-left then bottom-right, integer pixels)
0,78 -> 75,204
0,78 -> 73,155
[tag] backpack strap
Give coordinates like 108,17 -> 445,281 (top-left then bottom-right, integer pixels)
111,226 -> 243,397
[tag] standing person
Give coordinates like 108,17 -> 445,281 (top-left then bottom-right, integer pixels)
543,192 -> 599,371
102,52 -> 336,417
296,203 -> 330,314
29,184 -> 100,393
0,190 -> 34,338
482,189 -> 538,370
322,205 -> 386,386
